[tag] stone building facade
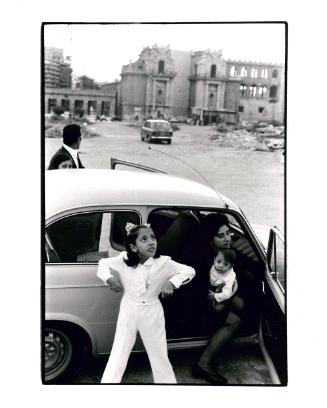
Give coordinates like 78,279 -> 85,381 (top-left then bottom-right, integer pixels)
44,86 -> 118,117
119,45 -> 285,124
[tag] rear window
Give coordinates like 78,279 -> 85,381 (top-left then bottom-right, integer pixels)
152,122 -> 171,130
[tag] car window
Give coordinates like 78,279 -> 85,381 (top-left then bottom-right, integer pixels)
268,231 -> 285,291
153,122 -> 170,130
46,211 -> 140,263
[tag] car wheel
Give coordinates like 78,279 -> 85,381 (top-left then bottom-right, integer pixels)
44,325 -> 86,383
167,140 -> 172,145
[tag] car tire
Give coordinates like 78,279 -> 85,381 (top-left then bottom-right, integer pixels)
167,140 -> 172,145
44,324 -> 87,383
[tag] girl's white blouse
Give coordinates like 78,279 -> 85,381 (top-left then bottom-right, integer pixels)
97,252 -> 196,300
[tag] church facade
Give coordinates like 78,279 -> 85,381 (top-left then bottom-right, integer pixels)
119,45 -> 284,124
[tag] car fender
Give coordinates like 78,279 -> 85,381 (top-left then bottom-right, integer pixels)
45,312 -> 97,353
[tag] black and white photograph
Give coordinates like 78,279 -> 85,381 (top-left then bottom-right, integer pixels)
42,22 -> 286,386
3,0 -> 327,405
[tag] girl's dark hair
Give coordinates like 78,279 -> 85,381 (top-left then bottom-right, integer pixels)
124,225 -> 159,267
215,248 -> 236,266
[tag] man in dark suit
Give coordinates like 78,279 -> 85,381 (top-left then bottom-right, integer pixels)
48,124 -> 85,170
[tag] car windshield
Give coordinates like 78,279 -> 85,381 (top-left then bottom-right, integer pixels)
152,122 -> 170,130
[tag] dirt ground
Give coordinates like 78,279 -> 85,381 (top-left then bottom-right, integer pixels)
45,121 -> 284,230
69,345 -> 273,385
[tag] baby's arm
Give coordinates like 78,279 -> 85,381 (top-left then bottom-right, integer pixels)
214,279 -> 234,302
215,281 -> 226,293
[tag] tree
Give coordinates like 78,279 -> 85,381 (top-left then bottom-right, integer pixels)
52,106 -> 65,116
78,75 -> 100,90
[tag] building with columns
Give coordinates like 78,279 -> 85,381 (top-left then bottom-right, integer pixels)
119,45 -> 285,124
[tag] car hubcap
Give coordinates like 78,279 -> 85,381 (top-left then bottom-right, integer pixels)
44,328 -> 72,381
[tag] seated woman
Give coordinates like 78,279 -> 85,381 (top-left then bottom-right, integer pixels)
180,213 -> 260,384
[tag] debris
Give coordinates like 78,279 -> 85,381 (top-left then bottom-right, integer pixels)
211,123 -> 284,152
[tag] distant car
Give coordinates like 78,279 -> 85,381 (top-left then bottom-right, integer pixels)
110,115 -> 122,121
44,159 -> 286,384
141,119 -> 173,144
96,115 -> 108,122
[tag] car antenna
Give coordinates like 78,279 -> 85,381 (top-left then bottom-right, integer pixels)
148,147 -> 229,209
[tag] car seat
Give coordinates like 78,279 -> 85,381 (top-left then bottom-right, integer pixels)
157,211 -> 200,261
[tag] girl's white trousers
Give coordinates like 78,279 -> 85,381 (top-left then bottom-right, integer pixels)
101,295 -> 176,383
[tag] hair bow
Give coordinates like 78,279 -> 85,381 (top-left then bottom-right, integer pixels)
125,222 -> 137,236
125,223 -> 152,236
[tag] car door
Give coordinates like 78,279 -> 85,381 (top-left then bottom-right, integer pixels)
260,226 -> 287,385
45,208 -> 143,355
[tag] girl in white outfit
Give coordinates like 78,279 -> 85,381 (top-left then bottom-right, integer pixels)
97,223 -> 196,384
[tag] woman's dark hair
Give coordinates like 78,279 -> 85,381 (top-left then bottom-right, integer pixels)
215,248 -> 236,266
124,225 -> 159,267
200,213 -> 230,242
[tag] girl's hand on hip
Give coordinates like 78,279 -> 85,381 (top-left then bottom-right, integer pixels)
161,281 -> 175,298
106,275 -> 123,292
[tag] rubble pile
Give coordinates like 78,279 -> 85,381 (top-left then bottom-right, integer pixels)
211,123 -> 284,152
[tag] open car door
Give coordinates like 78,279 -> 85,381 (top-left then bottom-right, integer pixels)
260,226 -> 287,385
111,158 -> 166,173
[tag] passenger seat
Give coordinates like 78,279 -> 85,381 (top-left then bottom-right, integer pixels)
157,211 -> 200,260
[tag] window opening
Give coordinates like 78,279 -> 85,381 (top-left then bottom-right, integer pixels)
240,84 -> 247,97
251,68 -> 258,78
158,60 -> 165,74
269,85 -> 277,98
210,64 -> 216,78
272,69 -> 278,78
230,66 -> 237,77
249,85 -> 257,98
240,67 -> 248,77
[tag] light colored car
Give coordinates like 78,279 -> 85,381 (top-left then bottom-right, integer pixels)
44,160 -> 285,384
141,119 -> 173,144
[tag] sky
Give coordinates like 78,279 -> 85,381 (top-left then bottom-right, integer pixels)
44,23 -> 286,83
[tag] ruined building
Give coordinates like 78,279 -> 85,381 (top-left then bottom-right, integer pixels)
119,45 -> 284,124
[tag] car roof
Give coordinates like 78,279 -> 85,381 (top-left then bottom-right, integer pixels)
45,169 -> 239,220
146,119 -> 169,123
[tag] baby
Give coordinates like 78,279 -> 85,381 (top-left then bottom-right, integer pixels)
208,248 -> 244,314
